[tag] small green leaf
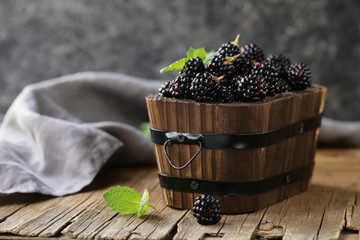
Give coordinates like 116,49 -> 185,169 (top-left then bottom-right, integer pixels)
138,189 -> 149,217
103,186 -> 142,214
160,47 -> 208,73
140,122 -> 150,138
186,47 -> 196,58
104,186 -> 156,218
186,47 -> 206,61
193,48 -> 207,61
204,50 -> 217,65
160,57 -> 190,73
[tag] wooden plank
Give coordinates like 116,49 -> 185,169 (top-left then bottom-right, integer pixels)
0,194 -> 40,222
256,185 -> 333,239
126,185 -> 187,240
346,192 -> 360,232
220,208 -> 267,240
312,149 -> 360,191
174,211 -> 225,240
0,147 -> 358,240
31,168 -> 147,238
95,168 -> 186,240
62,168 -> 157,239
16,191 -> 94,237
317,190 -> 355,240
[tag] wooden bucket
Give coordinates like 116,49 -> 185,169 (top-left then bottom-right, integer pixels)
145,84 -> 326,213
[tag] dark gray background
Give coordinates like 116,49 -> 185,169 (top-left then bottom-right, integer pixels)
0,0 -> 359,120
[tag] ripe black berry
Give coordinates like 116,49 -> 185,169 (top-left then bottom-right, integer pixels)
240,43 -> 265,62
251,62 -> 280,96
236,74 -> 266,102
169,75 -> 192,99
217,34 -> 240,57
266,54 -> 291,69
287,62 -> 312,90
158,81 -> 172,97
267,54 -> 291,86
206,55 -> 237,77
190,72 -> 220,102
218,76 -> 238,103
193,194 -> 221,225
181,57 -> 206,78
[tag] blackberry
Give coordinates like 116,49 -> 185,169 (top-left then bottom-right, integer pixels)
287,62 -> 312,90
236,74 -> 266,102
217,34 -> 240,57
169,75 -> 192,99
190,72 -> 220,102
193,194 -> 221,225
218,76 -> 238,102
266,54 -> 291,68
279,78 -> 292,92
240,43 -> 265,62
251,62 -> 280,96
267,54 -> 291,83
158,81 -> 172,97
181,57 -> 206,78
207,54 -> 237,77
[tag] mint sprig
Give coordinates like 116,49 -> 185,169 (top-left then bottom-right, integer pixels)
160,47 -> 214,73
103,186 -> 156,217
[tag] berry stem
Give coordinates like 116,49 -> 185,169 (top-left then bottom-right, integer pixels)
231,34 -> 240,47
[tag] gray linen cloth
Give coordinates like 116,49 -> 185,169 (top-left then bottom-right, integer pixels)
0,72 -> 359,196
0,72 -> 162,196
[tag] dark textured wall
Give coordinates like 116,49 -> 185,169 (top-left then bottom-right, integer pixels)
0,0 -> 359,120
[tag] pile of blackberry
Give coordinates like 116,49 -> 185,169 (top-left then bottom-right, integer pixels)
159,35 -> 312,102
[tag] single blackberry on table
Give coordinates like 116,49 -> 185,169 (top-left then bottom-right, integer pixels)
181,57 -> 206,78
158,81 -> 172,97
251,62 -> 280,96
287,62 -> 312,90
235,74 -> 266,102
169,75 -> 192,99
240,43 -> 265,62
190,72 -> 221,102
193,194 -> 221,225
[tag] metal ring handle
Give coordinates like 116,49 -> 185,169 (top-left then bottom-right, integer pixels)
163,139 -> 202,170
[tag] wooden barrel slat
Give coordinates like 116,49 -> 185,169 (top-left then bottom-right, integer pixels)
146,84 -> 327,213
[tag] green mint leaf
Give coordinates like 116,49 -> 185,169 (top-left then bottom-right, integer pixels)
204,50 -> 217,65
103,186 -> 142,214
193,48 -> 207,61
104,186 -> 156,218
138,189 -> 149,217
186,47 -> 206,61
186,47 -> 196,58
160,47 -> 207,73
160,57 -> 190,73
140,122 -> 150,138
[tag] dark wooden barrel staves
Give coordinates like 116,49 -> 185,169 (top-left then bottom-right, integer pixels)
145,84 -> 327,213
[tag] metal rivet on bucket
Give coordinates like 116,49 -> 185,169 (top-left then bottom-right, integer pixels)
285,174 -> 291,184
190,181 -> 199,190
299,122 -> 304,133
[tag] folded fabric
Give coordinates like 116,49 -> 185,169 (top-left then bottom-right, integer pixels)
0,72 -> 163,196
0,72 -> 359,196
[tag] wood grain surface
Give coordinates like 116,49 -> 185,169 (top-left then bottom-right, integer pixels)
146,84 -> 327,213
0,148 -> 358,240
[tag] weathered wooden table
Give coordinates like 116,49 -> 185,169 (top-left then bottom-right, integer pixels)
0,148 -> 359,240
